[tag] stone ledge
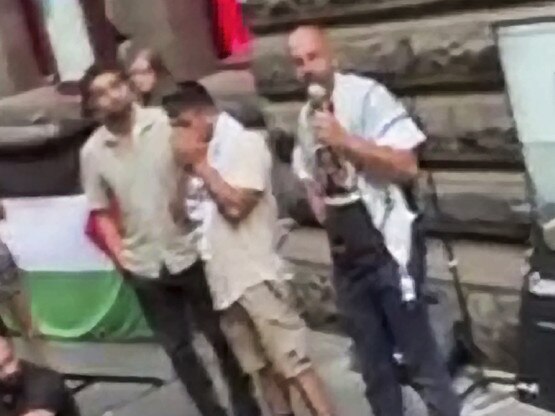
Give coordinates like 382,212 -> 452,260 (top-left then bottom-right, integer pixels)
200,69 -> 257,97
244,0 -> 444,32
0,86 -> 84,127
217,50 -> 253,71
0,86 -> 93,150
419,170 -> 530,240
272,167 -> 530,240
252,3 -> 555,97
263,93 -> 522,166
243,0 -> 543,33
280,227 -> 528,290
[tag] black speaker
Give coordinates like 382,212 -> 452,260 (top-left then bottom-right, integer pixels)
517,271 -> 555,412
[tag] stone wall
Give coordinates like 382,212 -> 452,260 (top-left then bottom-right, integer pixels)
245,0 -> 555,238
108,0 -> 218,81
245,0 -> 552,369
0,0 -> 43,98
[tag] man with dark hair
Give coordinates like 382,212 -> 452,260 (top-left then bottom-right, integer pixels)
287,26 -> 460,416
79,64 -> 260,416
79,63 -> 131,118
163,84 -> 336,416
0,336 -> 79,416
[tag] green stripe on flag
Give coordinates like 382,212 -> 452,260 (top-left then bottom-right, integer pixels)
25,271 -> 152,341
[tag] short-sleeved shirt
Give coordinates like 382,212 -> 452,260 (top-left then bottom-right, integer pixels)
202,113 -> 283,310
293,72 -> 426,270
80,106 -> 198,278
0,361 -> 79,416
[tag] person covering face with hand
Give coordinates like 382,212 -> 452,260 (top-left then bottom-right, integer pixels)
165,83 -> 337,416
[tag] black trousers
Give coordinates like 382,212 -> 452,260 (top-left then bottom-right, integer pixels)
126,261 -> 260,416
326,202 -> 460,416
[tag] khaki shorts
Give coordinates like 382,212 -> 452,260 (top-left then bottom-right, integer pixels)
220,281 -> 312,379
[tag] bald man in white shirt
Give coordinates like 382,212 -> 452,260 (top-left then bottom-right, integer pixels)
287,25 -> 460,416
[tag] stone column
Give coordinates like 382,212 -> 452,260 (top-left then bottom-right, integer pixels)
163,0 -> 219,80
80,0 -> 118,66
0,0 -> 42,98
108,0 -> 218,81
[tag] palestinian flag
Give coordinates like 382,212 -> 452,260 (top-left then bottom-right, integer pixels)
0,195 -> 150,340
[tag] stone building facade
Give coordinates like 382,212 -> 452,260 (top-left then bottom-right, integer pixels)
0,0 -> 235,197
0,0 -> 222,99
0,0 -> 547,369
243,0 -> 555,369
0,0 -> 43,98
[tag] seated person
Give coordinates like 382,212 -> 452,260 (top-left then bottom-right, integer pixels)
0,336 -> 80,416
0,203 -> 35,340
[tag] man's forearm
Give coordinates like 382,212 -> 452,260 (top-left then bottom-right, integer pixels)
196,163 -> 255,223
302,179 -> 326,224
340,135 -> 418,184
94,211 -> 124,265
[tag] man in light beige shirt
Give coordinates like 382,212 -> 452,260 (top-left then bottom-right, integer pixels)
79,63 -> 260,416
163,83 -> 336,416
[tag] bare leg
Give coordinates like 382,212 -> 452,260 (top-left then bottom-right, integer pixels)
8,292 -> 34,336
7,292 -> 47,364
292,367 -> 335,416
257,365 -> 294,416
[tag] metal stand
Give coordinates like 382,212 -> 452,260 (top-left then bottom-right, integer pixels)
64,373 -> 165,395
3,328 -> 166,396
426,172 -> 515,400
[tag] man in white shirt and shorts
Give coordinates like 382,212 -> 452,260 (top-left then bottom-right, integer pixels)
163,83 -> 336,416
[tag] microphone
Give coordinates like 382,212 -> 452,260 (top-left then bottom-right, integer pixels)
307,83 -> 331,113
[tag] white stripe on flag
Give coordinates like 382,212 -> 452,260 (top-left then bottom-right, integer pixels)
0,195 -> 114,272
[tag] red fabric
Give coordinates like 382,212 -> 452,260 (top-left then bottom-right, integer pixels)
85,198 -> 121,260
212,0 -> 250,59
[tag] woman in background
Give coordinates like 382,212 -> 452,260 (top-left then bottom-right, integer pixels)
122,47 -> 179,106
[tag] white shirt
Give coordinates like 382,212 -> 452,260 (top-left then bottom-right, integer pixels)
293,72 -> 426,272
202,112 -> 284,310
81,106 -> 198,278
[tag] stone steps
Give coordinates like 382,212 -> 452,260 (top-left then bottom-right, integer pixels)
200,68 -> 267,128
244,0 -> 547,33
263,93 -> 522,167
272,159 -> 531,240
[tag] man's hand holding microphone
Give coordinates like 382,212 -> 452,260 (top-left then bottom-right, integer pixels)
308,83 -> 349,149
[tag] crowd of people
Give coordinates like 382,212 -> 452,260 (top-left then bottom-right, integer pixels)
0,24 -> 461,416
